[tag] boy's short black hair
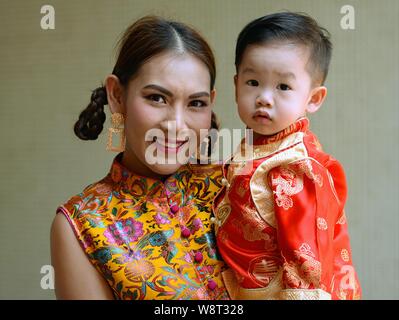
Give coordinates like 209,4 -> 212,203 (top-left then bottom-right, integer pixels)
235,12 -> 332,85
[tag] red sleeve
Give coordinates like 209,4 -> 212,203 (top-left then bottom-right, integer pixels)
325,160 -> 362,299
268,159 -> 342,299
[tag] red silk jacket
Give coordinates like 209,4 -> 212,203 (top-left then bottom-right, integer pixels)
213,118 -> 361,300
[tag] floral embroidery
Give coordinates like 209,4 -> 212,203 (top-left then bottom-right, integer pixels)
57,154 -> 229,300
148,232 -> 167,247
104,218 -> 144,245
154,212 -> 171,225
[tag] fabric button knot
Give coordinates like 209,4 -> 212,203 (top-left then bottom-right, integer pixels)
170,204 -> 179,214
181,227 -> 191,238
207,279 -> 217,290
194,252 -> 203,263
221,178 -> 230,187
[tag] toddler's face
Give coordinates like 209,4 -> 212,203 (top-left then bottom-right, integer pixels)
235,42 -> 321,137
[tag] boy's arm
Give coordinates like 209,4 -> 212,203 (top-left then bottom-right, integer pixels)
268,159 -> 343,299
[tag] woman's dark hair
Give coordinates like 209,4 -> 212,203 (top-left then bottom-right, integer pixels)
235,12 -> 332,85
74,15 -> 219,141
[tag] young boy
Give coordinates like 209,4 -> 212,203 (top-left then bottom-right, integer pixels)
213,12 -> 361,299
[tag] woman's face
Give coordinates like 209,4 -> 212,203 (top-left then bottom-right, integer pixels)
108,52 -> 215,178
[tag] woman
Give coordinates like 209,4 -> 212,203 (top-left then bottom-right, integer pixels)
51,16 -> 229,300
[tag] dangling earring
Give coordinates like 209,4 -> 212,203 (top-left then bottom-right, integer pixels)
106,113 -> 126,152
196,133 -> 211,164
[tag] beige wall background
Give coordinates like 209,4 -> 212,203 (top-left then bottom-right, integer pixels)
0,0 -> 398,299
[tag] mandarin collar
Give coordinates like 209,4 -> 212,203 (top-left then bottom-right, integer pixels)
227,117 -> 310,163
108,153 -> 219,198
108,153 -> 186,197
252,117 -> 309,146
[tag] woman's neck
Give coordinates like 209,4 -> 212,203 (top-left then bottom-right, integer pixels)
121,149 -> 168,181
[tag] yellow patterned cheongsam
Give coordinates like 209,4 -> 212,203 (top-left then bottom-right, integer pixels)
56,153 -> 229,300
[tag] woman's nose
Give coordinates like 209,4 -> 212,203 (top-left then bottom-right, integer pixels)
160,108 -> 189,133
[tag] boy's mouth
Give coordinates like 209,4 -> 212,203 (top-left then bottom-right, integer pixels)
253,110 -> 272,123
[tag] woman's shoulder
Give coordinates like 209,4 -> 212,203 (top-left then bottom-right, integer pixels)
56,174 -> 113,220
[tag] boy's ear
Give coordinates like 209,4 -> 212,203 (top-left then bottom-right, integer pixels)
234,74 -> 238,103
306,86 -> 327,113
105,75 -> 126,114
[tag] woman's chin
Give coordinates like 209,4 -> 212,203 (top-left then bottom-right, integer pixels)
148,162 -> 185,176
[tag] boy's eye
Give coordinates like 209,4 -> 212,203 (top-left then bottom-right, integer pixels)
277,84 -> 291,91
146,94 -> 166,104
189,100 -> 207,108
246,80 -> 259,87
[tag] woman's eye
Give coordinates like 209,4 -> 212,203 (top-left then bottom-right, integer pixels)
277,83 -> 291,91
146,94 -> 166,104
246,80 -> 259,86
189,100 -> 207,108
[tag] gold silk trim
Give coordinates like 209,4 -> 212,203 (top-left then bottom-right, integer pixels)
250,132 -> 309,228
221,268 -> 331,300
222,268 -> 284,300
280,288 -> 331,300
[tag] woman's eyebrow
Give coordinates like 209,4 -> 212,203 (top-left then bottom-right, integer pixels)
143,84 -> 173,97
143,84 -> 209,99
189,92 -> 210,99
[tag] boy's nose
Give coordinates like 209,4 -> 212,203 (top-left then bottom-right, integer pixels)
255,91 -> 273,108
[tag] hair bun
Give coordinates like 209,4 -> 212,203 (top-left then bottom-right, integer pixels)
90,86 -> 108,104
74,86 -> 107,140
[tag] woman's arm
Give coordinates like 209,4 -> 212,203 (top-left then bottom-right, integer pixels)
50,214 -> 115,300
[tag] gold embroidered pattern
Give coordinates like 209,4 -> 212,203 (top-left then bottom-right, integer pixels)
336,211 -> 346,225
283,243 -> 322,289
317,217 -> 328,230
250,134 -> 309,228
341,249 -> 350,262
233,130 -> 304,162
298,159 -> 323,187
280,288 -> 331,300
271,167 -> 304,210
124,260 -> 155,282
299,243 -> 313,255
221,268 -> 284,300
231,218 -> 271,243
311,138 -> 323,152
236,179 -> 248,198
213,199 -> 232,234
249,257 -> 279,286
327,169 -> 340,204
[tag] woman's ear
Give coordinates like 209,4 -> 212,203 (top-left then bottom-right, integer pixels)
306,86 -> 327,113
210,89 -> 217,106
234,74 -> 238,103
104,75 -> 125,114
